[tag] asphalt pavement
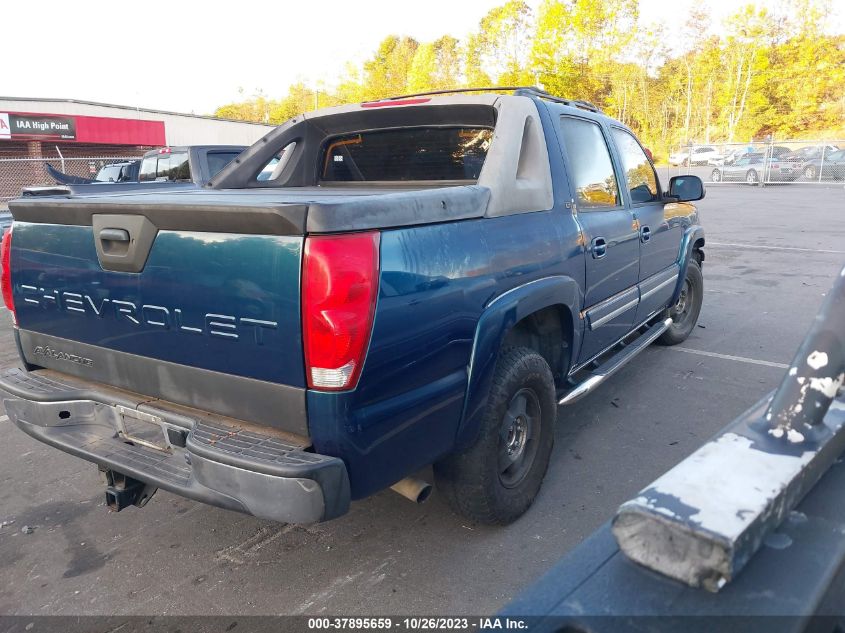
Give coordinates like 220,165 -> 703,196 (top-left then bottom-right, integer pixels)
0,184 -> 843,616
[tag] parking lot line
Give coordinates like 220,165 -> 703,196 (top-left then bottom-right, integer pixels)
708,241 -> 845,255
668,346 -> 789,369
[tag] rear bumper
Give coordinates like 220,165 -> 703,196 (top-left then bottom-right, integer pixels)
0,366 -> 350,523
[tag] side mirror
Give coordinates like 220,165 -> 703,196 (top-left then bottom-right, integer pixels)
667,175 -> 705,202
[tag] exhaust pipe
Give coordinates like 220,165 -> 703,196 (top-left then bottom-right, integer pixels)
390,477 -> 432,504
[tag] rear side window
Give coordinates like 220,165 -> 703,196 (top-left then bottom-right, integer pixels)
160,153 -> 190,181
320,127 -> 492,182
611,128 -> 659,204
558,117 -> 620,209
139,157 -> 157,182
206,152 -> 240,178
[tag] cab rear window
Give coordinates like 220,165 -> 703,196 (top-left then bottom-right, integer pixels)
320,127 -> 492,182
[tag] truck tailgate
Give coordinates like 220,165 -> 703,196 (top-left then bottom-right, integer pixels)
7,194 -> 308,435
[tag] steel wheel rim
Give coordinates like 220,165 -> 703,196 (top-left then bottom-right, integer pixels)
498,388 -> 541,488
670,279 -> 693,325
746,171 -> 757,184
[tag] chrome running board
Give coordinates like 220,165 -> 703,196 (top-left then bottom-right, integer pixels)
558,318 -> 672,406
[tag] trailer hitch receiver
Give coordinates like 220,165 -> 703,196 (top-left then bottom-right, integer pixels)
101,469 -> 158,512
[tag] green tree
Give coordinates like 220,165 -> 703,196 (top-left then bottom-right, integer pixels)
761,0 -> 845,136
210,0 -> 845,155
214,88 -> 272,123
361,35 -> 420,99
471,1 -> 535,85
530,0 -> 638,103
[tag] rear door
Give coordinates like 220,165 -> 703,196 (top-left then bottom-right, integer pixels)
556,115 -> 639,364
609,127 -> 682,321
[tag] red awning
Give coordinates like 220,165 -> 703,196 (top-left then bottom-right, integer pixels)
76,114 -> 165,145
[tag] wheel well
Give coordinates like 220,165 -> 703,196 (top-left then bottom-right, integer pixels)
693,237 -> 705,266
502,305 -> 573,385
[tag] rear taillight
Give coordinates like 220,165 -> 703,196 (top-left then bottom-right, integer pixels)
302,231 -> 380,391
1,227 -> 16,325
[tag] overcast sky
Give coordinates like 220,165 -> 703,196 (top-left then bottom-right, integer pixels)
6,0 -> 843,115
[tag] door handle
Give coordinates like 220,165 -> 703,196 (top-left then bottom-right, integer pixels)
591,237 -> 607,259
99,228 -> 130,242
640,226 -> 651,243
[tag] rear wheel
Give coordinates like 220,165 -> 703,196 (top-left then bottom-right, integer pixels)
434,347 -> 556,525
657,260 -> 703,346
804,165 -> 817,180
710,169 -> 722,182
745,169 -> 759,185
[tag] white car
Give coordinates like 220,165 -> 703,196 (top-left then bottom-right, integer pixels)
708,148 -> 748,166
669,146 -> 723,166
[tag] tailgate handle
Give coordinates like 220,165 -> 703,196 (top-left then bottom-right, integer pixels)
92,215 -> 158,273
99,228 -> 130,242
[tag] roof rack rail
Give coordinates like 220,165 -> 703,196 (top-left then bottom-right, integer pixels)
369,86 -> 603,113
513,88 -> 602,113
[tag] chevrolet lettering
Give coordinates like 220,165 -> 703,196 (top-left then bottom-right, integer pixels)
17,285 -> 277,343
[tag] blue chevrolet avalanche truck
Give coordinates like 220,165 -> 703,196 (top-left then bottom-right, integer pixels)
0,88 -> 705,525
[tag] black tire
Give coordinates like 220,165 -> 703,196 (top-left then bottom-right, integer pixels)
710,169 -> 721,182
434,347 -> 556,525
804,165 -> 817,180
657,259 -> 703,346
745,169 -> 759,185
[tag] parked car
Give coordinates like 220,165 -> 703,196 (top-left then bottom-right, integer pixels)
768,145 -> 793,160
800,148 -> 845,180
710,153 -> 766,184
47,160 -> 140,185
670,145 -> 723,166
23,145 -> 247,198
0,88 -> 705,526
707,147 -> 757,166
780,144 -> 839,165
766,157 -> 800,182
708,148 -> 745,166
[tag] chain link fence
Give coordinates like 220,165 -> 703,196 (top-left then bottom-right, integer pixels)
0,156 -> 142,210
663,139 -> 845,186
2,139 -> 843,214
